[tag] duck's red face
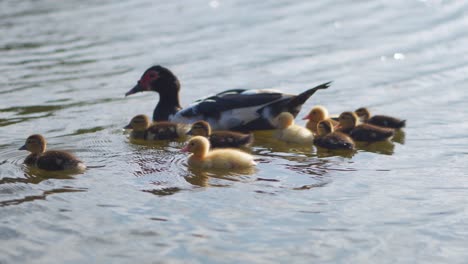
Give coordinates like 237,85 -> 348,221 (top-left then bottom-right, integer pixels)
125,70 -> 160,96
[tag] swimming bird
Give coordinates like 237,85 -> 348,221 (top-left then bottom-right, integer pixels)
338,112 -> 394,142
125,65 -> 331,131
302,105 -> 339,135
274,112 -> 314,144
313,120 -> 355,150
355,107 -> 406,129
187,120 -> 253,148
181,136 -> 256,169
124,114 -> 189,140
19,134 -> 86,171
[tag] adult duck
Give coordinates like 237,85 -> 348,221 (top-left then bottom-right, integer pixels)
125,65 -> 331,131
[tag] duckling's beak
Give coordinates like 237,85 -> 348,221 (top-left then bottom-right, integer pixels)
125,83 -> 143,97
186,130 -> 193,135
18,144 -> 27,150
123,123 -> 133,129
180,145 -> 190,152
302,115 -> 310,120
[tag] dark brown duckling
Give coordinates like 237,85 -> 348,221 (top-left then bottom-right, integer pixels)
355,107 -> 406,129
338,112 -> 394,142
187,120 -> 253,148
19,134 -> 86,171
124,114 -> 189,140
313,120 -> 355,150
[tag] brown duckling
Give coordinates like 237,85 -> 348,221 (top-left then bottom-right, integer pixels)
313,120 -> 355,150
124,114 -> 189,140
181,136 -> 256,169
355,107 -> 406,129
338,112 -> 394,142
302,105 -> 339,134
274,112 -> 314,144
187,121 -> 253,148
19,134 -> 86,171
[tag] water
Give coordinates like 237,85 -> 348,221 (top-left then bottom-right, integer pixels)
1,0 -> 468,262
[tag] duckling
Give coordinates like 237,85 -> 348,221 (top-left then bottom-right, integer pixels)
187,121 -> 253,148
274,112 -> 314,144
181,136 -> 256,169
338,112 -> 394,142
355,107 -> 406,129
302,105 -> 339,134
313,120 -> 355,150
18,134 -> 86,171
124,114 -> 189,140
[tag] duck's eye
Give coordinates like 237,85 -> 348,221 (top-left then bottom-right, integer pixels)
190,143 -> 195,146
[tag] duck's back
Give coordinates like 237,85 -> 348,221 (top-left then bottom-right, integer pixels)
368,115 -> 406,129
314,132 -> 355,150
275,125 -> 314,144
34,151 -> 85,171
200,149 -> 255,169
209,131 -> 253,148
350,124 -> 394,142
145,122 -> 181,140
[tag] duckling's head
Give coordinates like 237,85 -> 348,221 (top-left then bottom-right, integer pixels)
19,134 -> 46,154
355,107 -> 371,122
317,120 -> 334,136
181,136 -> 210,157
187,121 -> 211,137
303,106 -> 329,122
124,115 -> 150,131
338,112 -> 358,130
125,65 -> 180,96
276,112 -> 295,129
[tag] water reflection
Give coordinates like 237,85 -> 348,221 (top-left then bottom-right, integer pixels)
0,187 -> 86,207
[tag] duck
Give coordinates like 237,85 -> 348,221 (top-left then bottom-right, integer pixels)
125,65 -> 331,131
124,114 -> 189,140
313,120 -> 355,150
337,111 -> 394,142
187,120 -> 253,148
18,134 -> 86,171
302,105 -> 339,135
273,112 -> 314,144
355,107 -> 406,129
181,136 -> 256,169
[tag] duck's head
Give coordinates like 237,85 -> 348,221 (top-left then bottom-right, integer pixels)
19,134 -> 46,154
124,115 -> 150,131
302,105 -> 329,122
355,107 -> 371,122
125,65 -> 180,96
181,136 -> 210,157
338,111 -> 358,130
276,112 -> 295,129
187,121 -> 211,137
317,120 -> 334,136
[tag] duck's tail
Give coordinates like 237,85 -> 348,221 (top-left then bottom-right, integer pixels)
287,81 -> 332,109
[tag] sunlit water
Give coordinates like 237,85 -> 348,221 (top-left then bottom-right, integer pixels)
1,0 -> 468,263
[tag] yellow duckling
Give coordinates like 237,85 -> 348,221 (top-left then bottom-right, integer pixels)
338,111 -> 394,142
355,107 -> 406,129
19,134 -> 86,172
314,120 -> 355,150
124,114 -> 189,140
274,112 -> 314,144
187,120 -> 254,148
302,105 -> 339,135
181,136 -> 256,169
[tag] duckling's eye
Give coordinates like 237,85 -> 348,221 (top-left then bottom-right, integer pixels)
190,143 -> 195,146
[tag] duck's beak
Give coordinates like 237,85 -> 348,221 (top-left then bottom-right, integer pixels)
123,123 -> 133,129
302,115 -> 310,120
18,144 -> 27,150
125,83 -> 143,97
180,145 -> 189,153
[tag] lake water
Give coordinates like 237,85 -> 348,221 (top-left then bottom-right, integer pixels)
1,0 -> 467,263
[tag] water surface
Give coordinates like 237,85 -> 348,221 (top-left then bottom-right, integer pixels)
1,0 -> 468,263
